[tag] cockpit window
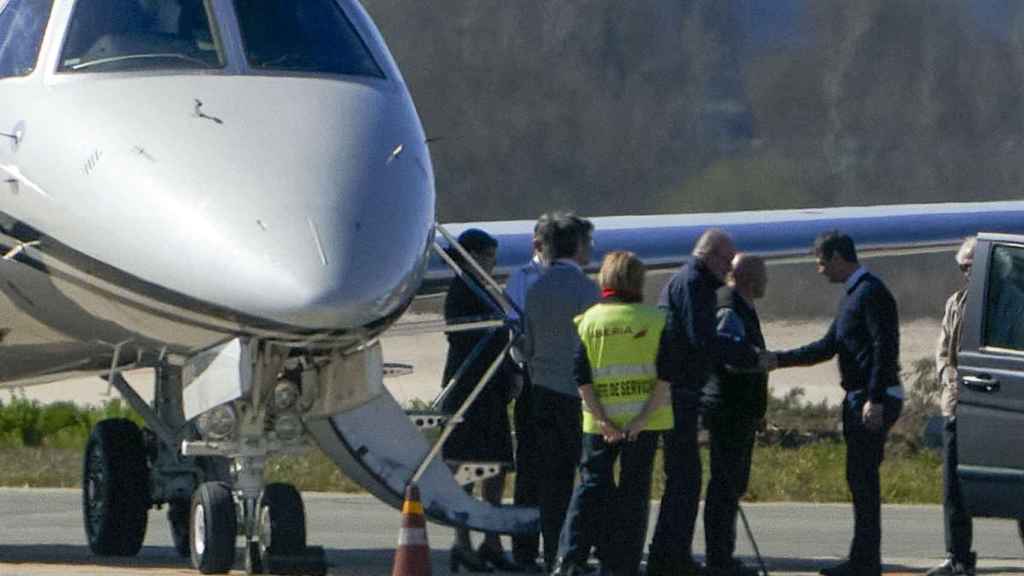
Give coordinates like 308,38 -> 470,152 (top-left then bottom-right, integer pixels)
58,0 -> 223,73
233,0 -> 384,79
0,0 -> 54,79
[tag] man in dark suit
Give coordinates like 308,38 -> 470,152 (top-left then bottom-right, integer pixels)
772,231 -> 903,576
703,254 -> 769,576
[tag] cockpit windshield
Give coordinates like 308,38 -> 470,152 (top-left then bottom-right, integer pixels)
59,0 -> 222,72
233,0 -> 384,79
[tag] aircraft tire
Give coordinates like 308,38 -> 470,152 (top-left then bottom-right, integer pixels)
168,499 -> 191,557
258,482 -> 307,563
82,418 -> 149,556
191,481 -> 237,574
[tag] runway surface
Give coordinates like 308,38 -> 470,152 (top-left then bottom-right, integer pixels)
2,488 -> 1022,575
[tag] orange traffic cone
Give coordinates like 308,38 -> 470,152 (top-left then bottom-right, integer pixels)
392,483 -> 432,576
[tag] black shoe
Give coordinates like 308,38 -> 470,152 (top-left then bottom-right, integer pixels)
927,552 -> 977,576
512,557 -> 545,573
550,557 -> 593,576
645,557 -> 704,576
706,559 -> 760,576
819,560 -> 879,576
680,557 -> 707,576
927,557 -> 955,576
451,544 -> 493,573
478,543 -> 530,572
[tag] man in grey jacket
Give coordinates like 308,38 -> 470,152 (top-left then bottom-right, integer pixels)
523,212 -> 600,572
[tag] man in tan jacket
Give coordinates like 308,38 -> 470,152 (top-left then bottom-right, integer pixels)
928,236 -> 977,576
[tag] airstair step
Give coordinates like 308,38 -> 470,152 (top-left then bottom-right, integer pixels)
406,410 -> 448,429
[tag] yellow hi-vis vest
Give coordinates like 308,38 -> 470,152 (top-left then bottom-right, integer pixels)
575,302 -> 673,434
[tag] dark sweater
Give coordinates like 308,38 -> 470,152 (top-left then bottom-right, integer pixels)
777,271 -> 900,402
655,260 -> 759,393
705,286 -> 768,421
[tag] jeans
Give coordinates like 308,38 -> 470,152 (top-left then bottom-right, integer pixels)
513,375 -> 542,563
531,386 -> 582,568
703,413 -> 757,568
556,431 -> 659,576
648,387 -> 702,568
842,394 -> 902,569
942,417 -> 973,562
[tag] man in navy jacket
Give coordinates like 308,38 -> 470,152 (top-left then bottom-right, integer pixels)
647,229 -> 765,576
774,231 -> 903,576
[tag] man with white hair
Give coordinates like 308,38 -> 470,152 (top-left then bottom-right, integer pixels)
647,229 -> 767,576
927,237 -> 978,576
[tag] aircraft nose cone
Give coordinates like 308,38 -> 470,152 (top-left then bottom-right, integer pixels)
47,75 -> 435,332
210,82 -> 435,331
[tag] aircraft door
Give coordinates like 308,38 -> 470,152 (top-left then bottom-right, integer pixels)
956,236 -> 1024,518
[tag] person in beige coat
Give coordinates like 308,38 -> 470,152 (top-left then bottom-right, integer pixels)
928,236 -> 977,576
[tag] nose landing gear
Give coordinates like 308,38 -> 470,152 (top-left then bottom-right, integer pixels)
185,477 -> 324,575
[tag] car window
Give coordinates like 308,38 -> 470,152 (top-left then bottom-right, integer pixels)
233,0 -> 384,78
0,0 -> 54,79
58,0 -> 223,72
983,244 -> 1024,350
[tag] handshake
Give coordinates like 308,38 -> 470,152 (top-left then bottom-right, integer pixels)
757,349 -> 778,372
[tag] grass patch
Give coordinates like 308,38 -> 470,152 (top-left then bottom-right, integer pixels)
0,358 -> 945,503
0,442 -> 942,504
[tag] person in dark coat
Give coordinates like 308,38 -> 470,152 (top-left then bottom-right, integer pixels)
703,254 -> 769,576
647,229 -> 766,576
506,214 -> 552,573
772,231 -> 903,576
440,228 -> 518,573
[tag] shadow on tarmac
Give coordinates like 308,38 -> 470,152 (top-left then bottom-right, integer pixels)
2,546 -> 1023,575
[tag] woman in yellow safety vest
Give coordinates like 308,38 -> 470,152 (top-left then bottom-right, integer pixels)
551,251 -> 673,576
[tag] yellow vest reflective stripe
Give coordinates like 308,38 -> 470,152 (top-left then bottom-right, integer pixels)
591,363 -> 658,380
575,302 -> 673,433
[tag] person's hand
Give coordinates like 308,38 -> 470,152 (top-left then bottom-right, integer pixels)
758,350 -> 778,371
862,400 -> 884,432
598,420 -> 624,443
623,417 -> 649,441
508,373 -> 524,401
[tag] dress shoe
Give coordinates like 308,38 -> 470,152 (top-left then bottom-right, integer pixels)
679,557 -> 707,576
819,560 -> 880,576
550,557 -> 593,576
926,552 -> 976,576
478,542 -> 529,572
645,556 -> 705,576
512,557 -> 545,573
705,558 -> 761,576
450,544 -> 493,573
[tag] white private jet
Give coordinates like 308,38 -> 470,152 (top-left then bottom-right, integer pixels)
4,0 -> 1024,574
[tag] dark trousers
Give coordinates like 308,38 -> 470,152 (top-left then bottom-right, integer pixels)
512,376 -> 542,563
841,394 -> 902,570
703,413 -> 757,568
942,417 -> 973,562
531,386 -> 583,568
648,388 -> 702,568
556,431 -> 659,576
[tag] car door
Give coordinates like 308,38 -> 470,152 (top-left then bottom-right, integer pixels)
956,233 -> 1024,518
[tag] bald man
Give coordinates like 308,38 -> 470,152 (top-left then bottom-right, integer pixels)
703,254 -> 769,576
648,230 -> 767,576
